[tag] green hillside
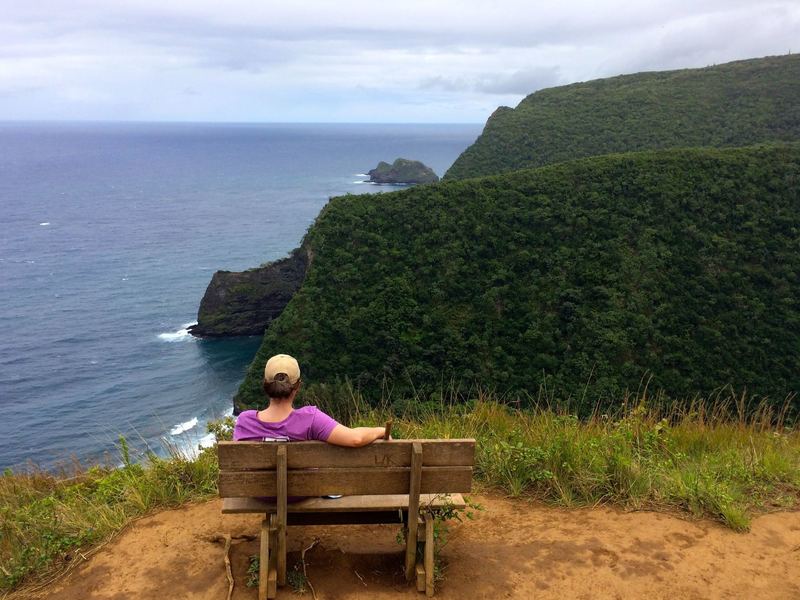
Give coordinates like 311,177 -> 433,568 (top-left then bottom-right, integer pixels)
445,55 -> 800,180
234,144 -> 800,412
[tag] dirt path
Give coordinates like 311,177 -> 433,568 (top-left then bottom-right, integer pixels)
26,495 -> 800,599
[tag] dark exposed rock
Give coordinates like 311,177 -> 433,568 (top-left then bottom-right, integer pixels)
367,158 -> 439,184
189,246 -> 308,338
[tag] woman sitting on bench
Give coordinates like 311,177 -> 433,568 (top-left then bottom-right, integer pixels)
233,353 -> 387,447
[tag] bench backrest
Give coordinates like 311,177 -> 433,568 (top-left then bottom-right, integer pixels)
217,439 -> 475,498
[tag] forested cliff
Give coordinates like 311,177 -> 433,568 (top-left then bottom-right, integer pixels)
445,55 -> 800,180
234,144 -> 800,412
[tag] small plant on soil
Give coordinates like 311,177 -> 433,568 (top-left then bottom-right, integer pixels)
246,555 -> 259,588
396,495 -> 483,583
287,564 -> 310,594
245,556 -> 309,594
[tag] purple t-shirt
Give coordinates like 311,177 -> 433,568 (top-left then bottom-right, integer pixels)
233,405 -> 339,442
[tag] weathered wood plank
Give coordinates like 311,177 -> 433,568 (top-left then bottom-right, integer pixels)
287,511 -> 404,526
404,442 -> 423,581
424,512 -> 434,597
276,445 -> 287,586
259,517 -> 269,600
267,565 -> 277,599
415,563 -> 426,592
218,439 -> 475,470
219,466 -> 472,497
221,493 -> 466,514
267,514 -> 277,599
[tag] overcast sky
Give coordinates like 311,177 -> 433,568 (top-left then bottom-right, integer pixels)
1,1 -> 797,123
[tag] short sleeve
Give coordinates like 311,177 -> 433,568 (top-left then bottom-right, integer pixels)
232,411 -> 252,441
308,407 -> 340,441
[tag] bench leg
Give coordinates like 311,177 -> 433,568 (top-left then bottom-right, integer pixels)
259,517 -> 269,600
268,514 -> 278,599
277,446 -> 288,586
277,515 -> 286,586
405,442 -> 423,580
416,562 -> 426,592
424,513 -> 434,597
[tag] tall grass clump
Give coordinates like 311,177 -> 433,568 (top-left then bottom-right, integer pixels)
301,384 -> 799,531
0,439 -> 218,593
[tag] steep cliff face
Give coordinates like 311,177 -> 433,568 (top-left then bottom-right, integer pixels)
189,246 -> 308,337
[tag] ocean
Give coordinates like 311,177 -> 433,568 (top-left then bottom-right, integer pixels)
0,122 -> 482,470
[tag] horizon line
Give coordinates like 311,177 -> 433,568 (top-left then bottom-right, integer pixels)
0,119 -> 485,126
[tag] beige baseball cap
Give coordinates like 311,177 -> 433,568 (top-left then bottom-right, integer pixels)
264,354 -> 301,384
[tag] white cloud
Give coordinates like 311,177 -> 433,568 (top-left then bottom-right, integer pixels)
0,0 -> 797,121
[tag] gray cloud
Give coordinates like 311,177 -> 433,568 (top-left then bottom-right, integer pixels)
0,1 -> 797,122
477,67 -> 563,95
420,66 -> 562,95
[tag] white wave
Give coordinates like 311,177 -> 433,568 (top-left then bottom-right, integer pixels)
198,432 -> 217,449
39,222 -> 50,226
157,321 -> 197,342
354,173 -> 369,177
169,406 -> 234,458
170,416 -> 198,435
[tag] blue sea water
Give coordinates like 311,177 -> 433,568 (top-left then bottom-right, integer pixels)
0,122 -> 481,470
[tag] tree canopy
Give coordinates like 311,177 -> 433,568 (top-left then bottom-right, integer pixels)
445,55 -> 800,180
235,144 -> 800,412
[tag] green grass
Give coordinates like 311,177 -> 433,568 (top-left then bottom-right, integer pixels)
0,439 -> 218,594
308,386 -> 799,531
1,391 -> 798,595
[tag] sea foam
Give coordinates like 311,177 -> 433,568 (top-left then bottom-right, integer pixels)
169,416 -> 198,435
170,406 -> 234,459
158,322 -> 197,342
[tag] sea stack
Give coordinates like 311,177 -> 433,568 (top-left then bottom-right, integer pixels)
367,158 -> 439,184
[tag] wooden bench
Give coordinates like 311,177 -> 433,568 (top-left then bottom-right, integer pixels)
218,438 -> 475,598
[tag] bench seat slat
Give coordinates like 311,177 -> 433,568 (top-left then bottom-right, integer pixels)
222,493 -> 466,514
219,466 -> 472,497
218,439 -> 475,470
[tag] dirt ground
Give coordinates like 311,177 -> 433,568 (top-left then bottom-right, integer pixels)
23,495 -> 800,599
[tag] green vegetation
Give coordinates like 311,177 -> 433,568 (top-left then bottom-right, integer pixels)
0,441 -> 218,593
235,144 -> 800,413
2,391 -> 798,594
212,388 -> 800,533
445,55 -> 800,180
390,395 -> 799,531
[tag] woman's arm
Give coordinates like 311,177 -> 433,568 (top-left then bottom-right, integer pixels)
326,425 -> 387,448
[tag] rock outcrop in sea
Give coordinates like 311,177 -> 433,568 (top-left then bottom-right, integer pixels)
189,246 -> 308,337
367,158 -> 439,184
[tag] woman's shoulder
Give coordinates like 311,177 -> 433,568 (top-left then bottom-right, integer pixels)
235,409 -> 258,421
233,410 -> 261,441
289,405 -> 335,425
